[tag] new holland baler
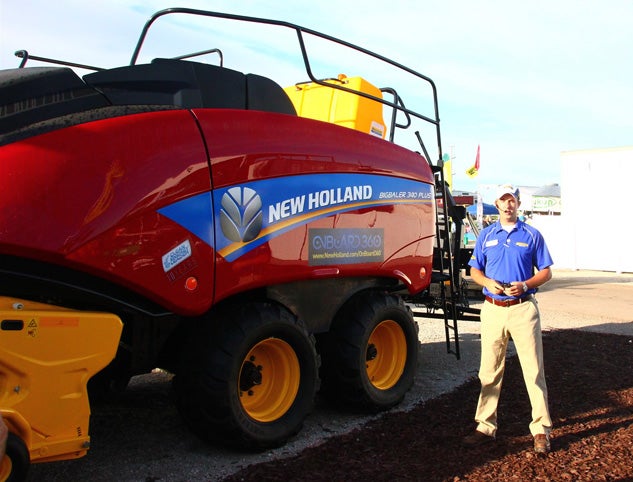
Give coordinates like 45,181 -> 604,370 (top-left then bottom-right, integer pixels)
0,7 -> 445,478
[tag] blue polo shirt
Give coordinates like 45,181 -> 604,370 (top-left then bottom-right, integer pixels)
469,220 -> 553,300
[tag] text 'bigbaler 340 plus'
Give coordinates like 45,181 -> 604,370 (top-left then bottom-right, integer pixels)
0,8 -> 475,479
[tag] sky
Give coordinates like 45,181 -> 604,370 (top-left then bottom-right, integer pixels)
1,0 -> 632,197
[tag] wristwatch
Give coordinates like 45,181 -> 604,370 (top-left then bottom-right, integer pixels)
522,282 -> 529,293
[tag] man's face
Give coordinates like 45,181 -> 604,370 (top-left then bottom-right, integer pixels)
495,194 -> 520,223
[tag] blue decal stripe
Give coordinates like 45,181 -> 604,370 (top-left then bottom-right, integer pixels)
158,193 -> 214,246
218,197 -> 431,261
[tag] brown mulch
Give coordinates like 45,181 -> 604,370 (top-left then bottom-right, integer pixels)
224,330 -> 633,482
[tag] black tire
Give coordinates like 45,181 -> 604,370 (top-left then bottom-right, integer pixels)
319,291 -> 418,411
173,302 -> 319,450
0,433 -> 30,482
87,369 -> 131,403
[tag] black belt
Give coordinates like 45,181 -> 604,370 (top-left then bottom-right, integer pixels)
485,295 -> 531,307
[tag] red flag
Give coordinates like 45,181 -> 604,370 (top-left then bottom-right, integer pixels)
474,144 -> 480,170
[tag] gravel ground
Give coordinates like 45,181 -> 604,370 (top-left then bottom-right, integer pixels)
25,269 -> 633,481
226,329 -> 633,481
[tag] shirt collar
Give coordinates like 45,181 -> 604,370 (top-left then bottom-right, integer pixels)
493,219 -> 524,233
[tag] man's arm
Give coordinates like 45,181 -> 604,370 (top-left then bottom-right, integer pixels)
470,267 -> 505,296
525,267 -> 552,290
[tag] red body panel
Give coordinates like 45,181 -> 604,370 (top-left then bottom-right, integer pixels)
1,110 -> 215,314
197,109 -> 431,187
1,108 -> 435,316
196,110 -> 436,302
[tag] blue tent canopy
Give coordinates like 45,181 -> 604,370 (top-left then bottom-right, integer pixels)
467,203 -> 497,215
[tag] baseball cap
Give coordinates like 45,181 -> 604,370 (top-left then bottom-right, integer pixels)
496,184 -> 520,200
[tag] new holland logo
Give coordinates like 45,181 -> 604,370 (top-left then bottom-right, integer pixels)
220,187 -> 263,242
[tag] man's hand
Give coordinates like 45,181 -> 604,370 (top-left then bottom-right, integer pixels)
487,279 -> 505,295
471,267 -> 506,295
504,282 -> 525,297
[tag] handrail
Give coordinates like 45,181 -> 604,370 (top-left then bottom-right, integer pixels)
169,48 -> 224,66
14,50 -> 104,71
130,7 -> 443,163
12,8 -> 443,162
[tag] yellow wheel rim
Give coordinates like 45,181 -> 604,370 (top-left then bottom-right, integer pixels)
239,338 -> 300,422
365,320 -> 407,390
0,453 -> 13,482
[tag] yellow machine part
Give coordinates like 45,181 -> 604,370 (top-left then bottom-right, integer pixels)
0,296 -> 122,464
284,74 -> 386,139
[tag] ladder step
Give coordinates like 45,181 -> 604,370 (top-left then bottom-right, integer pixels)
431,272 -> 451,283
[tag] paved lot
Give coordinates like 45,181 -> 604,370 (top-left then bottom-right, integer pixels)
26,269 -> 633,481
536,269 -> 633,335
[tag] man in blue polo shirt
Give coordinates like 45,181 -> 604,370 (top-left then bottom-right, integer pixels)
462,184 -> 553,454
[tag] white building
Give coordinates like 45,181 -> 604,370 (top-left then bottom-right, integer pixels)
530,146 -> 633,273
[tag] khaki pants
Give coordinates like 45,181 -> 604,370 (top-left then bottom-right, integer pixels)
475,297 -> 552,437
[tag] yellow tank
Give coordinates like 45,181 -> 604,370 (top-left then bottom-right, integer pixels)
0,296 -> 122,469
284,74 -> 386,139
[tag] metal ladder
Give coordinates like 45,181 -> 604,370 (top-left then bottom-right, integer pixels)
406,135 -> 481,359
430,163 -> 462,359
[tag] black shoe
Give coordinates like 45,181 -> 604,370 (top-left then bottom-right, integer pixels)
462,430 -> 495,447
